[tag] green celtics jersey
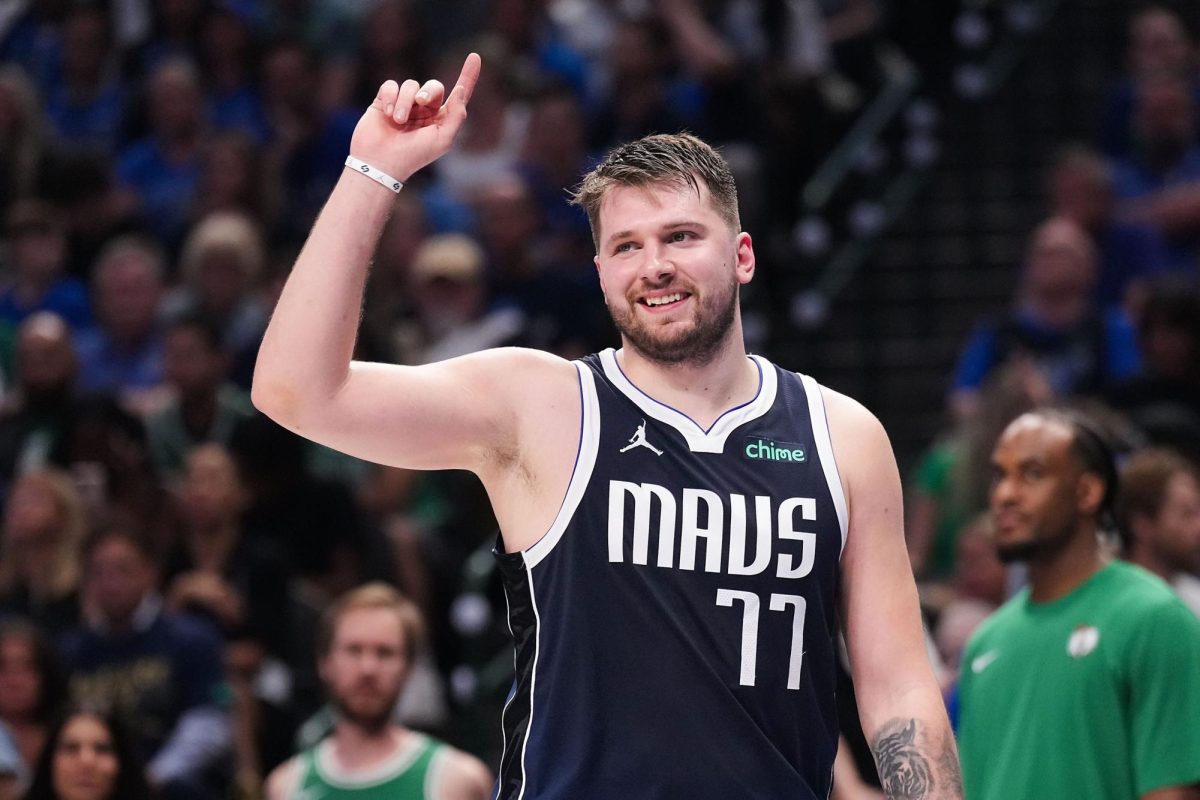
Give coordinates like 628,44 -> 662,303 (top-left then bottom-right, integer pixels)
295,732 -> 445,799
958,561 -> 1200,800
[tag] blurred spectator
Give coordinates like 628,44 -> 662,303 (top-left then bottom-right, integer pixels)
198,3 -> 270,143
359,193 -> 429,364
484,0 -> 590,101
49,396 -> 186,560
1118,447 -> 1200,616
132,0 -> 209,75
194,132 -> 277,231
228,416 -> 392,597
74,237 -> 166,409
909,362 -> 1054,579
23,706 -> 152,800
518,85 -> 595,267
394,234 -> 527,366
39,5 -> 126,155
116,58 -> 207,246
163,444 -> 289,656
167,212 -> 268,362
0,620 -> 65,782
1108,277 -> 1200,460
0,0 -> 64,84
0,201 -> 91,332
951,218 -> 1140,419
429,38 -> 529,203
145,316 -> 254,480
1099,4 -> 1200,159
0,470 -> 86,635
259,37 -> 357,247
1046,144 -> 1173,309
588,15 -> 704,151
1114,72 -> 1200,270
60,527 -> 230,800
958,410 -> 1200,799
475,176 -> 606,356
264,583 -> 491,800
36,152 -> 141,283
327,0 -> 429,112
0,67 -> 49,213
0,313 -> 80,492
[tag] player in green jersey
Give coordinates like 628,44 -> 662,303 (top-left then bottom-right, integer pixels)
958,410 -> 1200,800
266,584 -> 492,800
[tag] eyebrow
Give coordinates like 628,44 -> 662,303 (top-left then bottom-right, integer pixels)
603,220 -> 709,249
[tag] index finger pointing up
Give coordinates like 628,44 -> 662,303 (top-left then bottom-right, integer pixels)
449,52 -> 482,108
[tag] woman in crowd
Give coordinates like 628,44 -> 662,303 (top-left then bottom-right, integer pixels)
0,621 -> 64,784
0,471 -> 88,635
23,707 -> 149,800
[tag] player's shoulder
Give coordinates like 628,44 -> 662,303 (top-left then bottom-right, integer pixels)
428,740 -> 493,800
803,380 -> 891,463
474,346 -> 580,389
264,754 -> 304,800
1103,562 -> 1200,625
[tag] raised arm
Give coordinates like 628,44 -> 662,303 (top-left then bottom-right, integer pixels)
252,56 -> 571,476
825,388 -> 963,800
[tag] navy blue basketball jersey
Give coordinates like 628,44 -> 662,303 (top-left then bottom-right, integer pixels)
494,348 -> 848,800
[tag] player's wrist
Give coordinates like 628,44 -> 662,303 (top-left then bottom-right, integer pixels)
344,156 -> 405,194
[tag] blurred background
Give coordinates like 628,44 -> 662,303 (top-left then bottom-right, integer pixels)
1,0 -> 1199,796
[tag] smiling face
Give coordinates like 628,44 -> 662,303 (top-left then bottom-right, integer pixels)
594,180 -> 753,366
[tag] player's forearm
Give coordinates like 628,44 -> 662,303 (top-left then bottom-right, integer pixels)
252,170 -> 394,423
863,691 -> 962,800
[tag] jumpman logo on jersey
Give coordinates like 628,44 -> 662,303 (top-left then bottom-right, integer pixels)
620,420 -> 663,455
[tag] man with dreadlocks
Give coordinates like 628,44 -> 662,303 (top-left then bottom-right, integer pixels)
958,409 -> 1200,800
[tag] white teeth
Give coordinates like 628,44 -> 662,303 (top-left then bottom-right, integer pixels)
645,293 -> 684,307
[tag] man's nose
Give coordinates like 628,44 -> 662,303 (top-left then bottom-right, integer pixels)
640,241 -> 675,281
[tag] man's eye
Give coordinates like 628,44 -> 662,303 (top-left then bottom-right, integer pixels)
668,231 -> 693,242
614,242 -> 634,253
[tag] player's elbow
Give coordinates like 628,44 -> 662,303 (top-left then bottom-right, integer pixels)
250,376 -> 302,428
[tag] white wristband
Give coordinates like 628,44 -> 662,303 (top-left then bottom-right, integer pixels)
345,156 -> 404,193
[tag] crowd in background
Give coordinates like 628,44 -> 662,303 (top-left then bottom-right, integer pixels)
0,0 -> 1198,798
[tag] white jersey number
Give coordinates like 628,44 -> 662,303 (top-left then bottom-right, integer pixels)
715,589 -> 808,690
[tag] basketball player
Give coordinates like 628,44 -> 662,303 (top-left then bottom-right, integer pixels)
958,411 -> 1200,799
253,54 -> 962,798
265,584 -> 492,799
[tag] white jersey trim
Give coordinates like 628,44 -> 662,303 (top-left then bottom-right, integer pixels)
493,588 -> 516,800
314,731 -> 427,788
515,563 -> 542,800
424,746 -> 447,799
799,374 -> 848,555
599,348 -> 777,454
523,362 -> 600,569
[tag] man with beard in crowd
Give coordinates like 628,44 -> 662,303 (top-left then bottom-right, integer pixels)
958,410 -> 1200,799
265,584 -> 490,800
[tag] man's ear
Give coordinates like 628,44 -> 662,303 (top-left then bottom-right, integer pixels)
1076,472 -> 1106,517
734,232 -> 755,285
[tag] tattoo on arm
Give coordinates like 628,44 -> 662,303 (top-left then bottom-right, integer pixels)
868,718 -> 963,800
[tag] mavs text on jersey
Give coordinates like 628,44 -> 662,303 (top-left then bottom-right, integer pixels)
494,348 -> 848,799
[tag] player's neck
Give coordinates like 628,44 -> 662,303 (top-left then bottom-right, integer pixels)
617,335 -> 758,430
329,723 -> 408,770
1128,541 -> 1174,583
1027,523 -> 1109,603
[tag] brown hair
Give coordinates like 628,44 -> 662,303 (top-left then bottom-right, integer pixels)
316,582 -> 425,660
1117,448 -> 1198,534
0,469 -> 89,599
570,133 -> 740,250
